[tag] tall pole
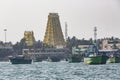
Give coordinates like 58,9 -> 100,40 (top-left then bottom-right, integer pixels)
4,29 -> 7,43
94,27 -> 97,43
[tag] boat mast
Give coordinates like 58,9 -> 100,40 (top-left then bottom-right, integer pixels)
94,27 -> 98,54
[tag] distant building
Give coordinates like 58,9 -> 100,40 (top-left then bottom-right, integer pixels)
0,41 -> 13,49
78,45 -> 90,49
100,38 -> 120,50
24,31 -> 35,46
43,13 -> 65,48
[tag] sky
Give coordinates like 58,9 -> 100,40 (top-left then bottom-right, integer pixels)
0,0 -> 120,44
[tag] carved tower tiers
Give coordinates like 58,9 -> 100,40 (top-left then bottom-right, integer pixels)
43,13 -> 65,48
24,31 -> 35,46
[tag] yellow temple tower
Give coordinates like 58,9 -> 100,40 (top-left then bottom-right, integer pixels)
24,31 -> 35,46
43,13 -> 65,48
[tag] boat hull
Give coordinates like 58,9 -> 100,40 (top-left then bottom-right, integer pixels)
107,56 -> 120,63
10,58 -> 32,64
84,55 -> 109,65
84,55 -> 102,64
67,54 -> 82,63
101,55 -> 109,64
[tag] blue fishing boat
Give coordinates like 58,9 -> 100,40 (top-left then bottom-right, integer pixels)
9,55 -> 32,64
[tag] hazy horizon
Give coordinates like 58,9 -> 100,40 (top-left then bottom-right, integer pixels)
0,0 -> 120,44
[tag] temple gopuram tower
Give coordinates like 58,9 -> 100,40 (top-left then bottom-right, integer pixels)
24,31 -> 35,46
43,13 -> 65,48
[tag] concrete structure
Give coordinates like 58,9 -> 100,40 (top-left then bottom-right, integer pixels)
43,13 -> 65,48
23,48 -> 70,62
100,39 -> 120,50
24,31 -> 35,46
78,45 -> 90,49
0,41 -> 13,49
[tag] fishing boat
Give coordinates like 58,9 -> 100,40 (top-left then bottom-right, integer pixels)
9,55 -> 32,64
83,44 -> 109,64
107,54 -> 120,63
67,47 -> 84,63
84,27 -> 108,64
84,45 -> 101,64
107,56 -> 120,63
67,54 -> 82,63
99,49 -> 120,63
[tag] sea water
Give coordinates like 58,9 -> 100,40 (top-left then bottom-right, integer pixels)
0,62 -> 120,80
